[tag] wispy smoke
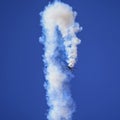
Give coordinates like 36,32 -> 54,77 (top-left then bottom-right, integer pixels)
40,1 -> 81,120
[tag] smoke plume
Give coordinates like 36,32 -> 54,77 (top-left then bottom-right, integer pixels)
40,1 -> 82,120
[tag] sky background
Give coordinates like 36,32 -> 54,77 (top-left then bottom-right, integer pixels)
0,0 -> 120,120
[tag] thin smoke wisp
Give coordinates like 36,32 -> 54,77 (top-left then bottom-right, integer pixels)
40,1 -> 82,120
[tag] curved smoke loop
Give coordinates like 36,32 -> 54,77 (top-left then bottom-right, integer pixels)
40,1 -> 82,120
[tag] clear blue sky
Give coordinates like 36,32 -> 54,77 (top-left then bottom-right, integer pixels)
0,0 -> 120,120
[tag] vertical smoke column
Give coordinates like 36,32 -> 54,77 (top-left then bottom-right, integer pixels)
40,1 -> 82,120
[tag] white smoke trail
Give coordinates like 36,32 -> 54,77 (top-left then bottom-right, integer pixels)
40,1 -> 82,120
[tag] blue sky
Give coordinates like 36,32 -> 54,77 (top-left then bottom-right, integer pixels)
0,0 -> 120,120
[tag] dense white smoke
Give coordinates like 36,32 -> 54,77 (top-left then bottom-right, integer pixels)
40,1 -> 82,120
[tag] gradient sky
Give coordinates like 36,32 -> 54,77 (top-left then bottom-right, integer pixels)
0,0 -> 120,120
